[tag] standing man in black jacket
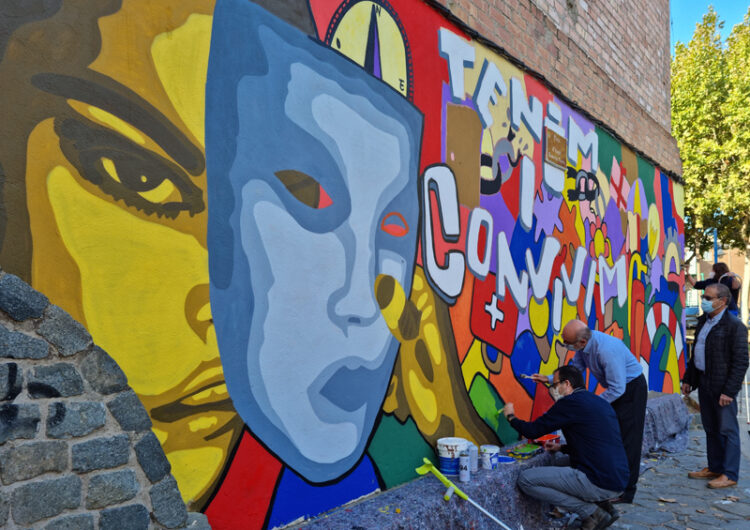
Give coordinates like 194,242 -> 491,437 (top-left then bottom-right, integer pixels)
504,365 -> 628,530
682,283 -> 749,489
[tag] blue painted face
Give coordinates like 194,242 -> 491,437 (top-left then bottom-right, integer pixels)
206,1 -> 422,482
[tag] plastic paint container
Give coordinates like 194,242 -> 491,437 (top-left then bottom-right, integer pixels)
532,434 -> 561,445
468,443 -> 479,473
480,444 -> 500,470
437,437 -> 468,475
496,455 -> 515,464
459,451 -> 471,482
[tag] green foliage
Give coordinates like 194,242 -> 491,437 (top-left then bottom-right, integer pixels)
672,7 -> 750,255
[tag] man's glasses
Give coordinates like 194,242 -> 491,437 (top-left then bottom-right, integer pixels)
702,295 -> 716,301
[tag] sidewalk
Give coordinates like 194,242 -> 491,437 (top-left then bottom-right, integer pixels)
609,426 -> 750,529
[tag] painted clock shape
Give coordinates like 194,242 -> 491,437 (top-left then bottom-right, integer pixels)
325,0 -> 414,100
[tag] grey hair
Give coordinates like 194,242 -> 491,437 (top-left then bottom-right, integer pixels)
712,282 -> 732,304
577,327 -> 592,342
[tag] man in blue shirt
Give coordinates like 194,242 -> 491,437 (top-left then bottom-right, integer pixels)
532,319 -> 647,503
504,365 -> 628,530
682,283 -> 748,489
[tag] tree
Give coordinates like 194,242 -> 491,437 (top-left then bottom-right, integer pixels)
722,10 -> 750,321
672,8 -> 728,262
672,7 -> 750,320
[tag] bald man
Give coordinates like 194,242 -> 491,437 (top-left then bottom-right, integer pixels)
532,320 -> 647,503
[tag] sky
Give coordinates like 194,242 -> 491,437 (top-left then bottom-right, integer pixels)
670,0 -> 749,52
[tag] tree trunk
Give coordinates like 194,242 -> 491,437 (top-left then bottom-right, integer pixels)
742,241 -> 750,326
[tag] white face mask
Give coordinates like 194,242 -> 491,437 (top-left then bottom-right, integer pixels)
549,386 -> 562,401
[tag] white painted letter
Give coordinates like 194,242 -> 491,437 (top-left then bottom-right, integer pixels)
567,117 -> 598,170
466,207 -> 493,280
495,231 -> 529,309
598,255 -> 627,310
519,156 -> 536,231
510,77 -> 542,142
473,59 -> 506,128
560,247 -> 588,303
439,28 -> 475,101
421,165 -> 466,303
526,236 -> 561,301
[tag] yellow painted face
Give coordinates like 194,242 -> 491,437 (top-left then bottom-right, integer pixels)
21,0 -> 236,508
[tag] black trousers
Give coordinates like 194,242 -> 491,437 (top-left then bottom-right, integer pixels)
611,373 -> 648,501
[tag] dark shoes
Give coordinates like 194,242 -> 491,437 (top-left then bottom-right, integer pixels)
707,474 -> 738,489
596,500 -> 620,525
581,507 -> 614,530
688,467 -> 721,479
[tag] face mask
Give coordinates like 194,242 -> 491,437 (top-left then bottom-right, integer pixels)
701,299 -> 715,313
708,271 -> 715,279
549,386 -> 562,401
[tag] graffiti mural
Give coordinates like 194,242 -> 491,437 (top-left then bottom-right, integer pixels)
0,0 -> 685,528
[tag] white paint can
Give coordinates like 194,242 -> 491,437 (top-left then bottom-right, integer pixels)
480,444 -> 500,470
437,437 -> 468,475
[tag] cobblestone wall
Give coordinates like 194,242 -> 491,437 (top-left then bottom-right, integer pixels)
0,269 -> 211,529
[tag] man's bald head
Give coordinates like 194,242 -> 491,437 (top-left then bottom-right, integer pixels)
562,319 -> 592,348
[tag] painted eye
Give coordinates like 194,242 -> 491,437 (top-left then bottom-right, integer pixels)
100,156 -> 177,204
380,211 -> 409,237
274,170 -> 332,209
55,117 -> 204,218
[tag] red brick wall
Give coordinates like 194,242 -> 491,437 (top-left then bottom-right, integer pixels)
435,0 -> 681,176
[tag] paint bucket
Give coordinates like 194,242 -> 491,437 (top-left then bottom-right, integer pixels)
480,444 -> 500,470
437,437 -> 468,475
468,443 -> 479,473
459,451 -> 471,482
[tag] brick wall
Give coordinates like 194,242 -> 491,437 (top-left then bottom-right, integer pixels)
435,0 -> 681,176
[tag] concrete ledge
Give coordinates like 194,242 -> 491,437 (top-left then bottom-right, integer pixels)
300,394 -> 690,529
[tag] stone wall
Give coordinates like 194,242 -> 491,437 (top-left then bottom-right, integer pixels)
0,269 -> 210,529
435,0 -> 681,176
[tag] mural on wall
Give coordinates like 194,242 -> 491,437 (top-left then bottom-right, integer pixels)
0,0 -> 685,528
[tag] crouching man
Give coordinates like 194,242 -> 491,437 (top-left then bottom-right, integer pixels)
503,366 -> 628,530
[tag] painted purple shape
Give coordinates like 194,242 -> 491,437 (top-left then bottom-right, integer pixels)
479,192 -> 516,273
372,26 -> 382,79
533,191 -> 564,242
603,198 -> 626,257
516,304 -> 532,333
649,256 -> 664,300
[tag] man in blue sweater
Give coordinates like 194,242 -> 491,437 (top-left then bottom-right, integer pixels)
504,365 -> 628,530
532,319 -> 647,503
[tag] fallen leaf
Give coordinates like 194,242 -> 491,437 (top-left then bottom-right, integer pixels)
726,496 -> 739,502
696,509 -> 706,513
658,497 -> 676,503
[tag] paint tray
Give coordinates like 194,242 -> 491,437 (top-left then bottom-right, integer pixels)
507,443 -> 542,460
